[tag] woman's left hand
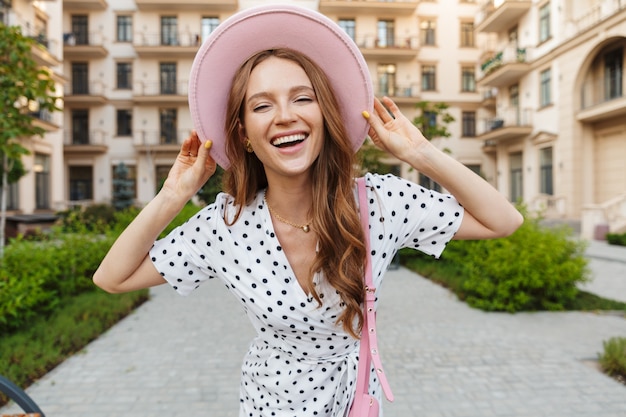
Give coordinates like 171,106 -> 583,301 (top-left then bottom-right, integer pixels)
363,96 -> 430,163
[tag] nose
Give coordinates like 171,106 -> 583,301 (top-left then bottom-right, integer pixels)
275,101 -> 297,125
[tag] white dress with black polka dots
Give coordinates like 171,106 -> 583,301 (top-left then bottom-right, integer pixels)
150,173 -> 464,417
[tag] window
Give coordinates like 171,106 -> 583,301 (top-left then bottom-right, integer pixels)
71,109 -> 89,144
377,20 -> 395,47
160,63 -> 177,94
34,154 -> 51,209
112,163 -> 137,201
460,21 -> 474,47
420,19 -> 436,46
69,166 -> 93,201
116,62 -> 132,89
510,152 -> 523,202
117,15 -> 132,42
421,65 -> 436,91
161,16 -> 178,45
377,64 -> 396,96
338,19 -> 356,41
539,2 -> 551,43
201,17 -> 219,43
71,62 -> 89,94
540,68 -> 551,107
461,66 -> 476,92
117,109 -> 132,136
71,15 -> 89,45
605,48 -> 623,101
4,182 -> 19,210
539,147 -> 553,195
462,111 -> 476,137
160,109 -> 177,144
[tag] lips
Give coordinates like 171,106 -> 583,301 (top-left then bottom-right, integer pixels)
271,133 -> 307,148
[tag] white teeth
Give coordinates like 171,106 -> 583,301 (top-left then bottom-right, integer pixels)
272,134 -> 306,146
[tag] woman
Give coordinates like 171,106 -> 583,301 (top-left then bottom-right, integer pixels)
93,5 -> 523,416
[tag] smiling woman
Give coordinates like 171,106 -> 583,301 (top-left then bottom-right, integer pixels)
92,4 -> 522,417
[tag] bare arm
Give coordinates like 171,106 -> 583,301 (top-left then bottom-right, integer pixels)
93,133 -> 216,293
364,97 -> 523,240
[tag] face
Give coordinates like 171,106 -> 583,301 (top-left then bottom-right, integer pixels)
241,56 -> 324,182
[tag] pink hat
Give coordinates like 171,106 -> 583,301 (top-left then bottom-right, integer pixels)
188,4 -> 374,169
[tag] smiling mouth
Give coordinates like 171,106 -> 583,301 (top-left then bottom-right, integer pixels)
271,133 -> 307,148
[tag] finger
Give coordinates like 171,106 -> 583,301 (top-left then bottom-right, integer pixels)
380,96 -> 401,119
196,139 -> 217,176
362,110 -> 388,150
180,134 -> 193,156
373,97 -> 394,124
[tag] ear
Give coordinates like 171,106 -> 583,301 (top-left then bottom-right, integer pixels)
237,120 -> 247,142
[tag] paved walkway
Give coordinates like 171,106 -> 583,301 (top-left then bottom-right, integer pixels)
2,240 -> 626,417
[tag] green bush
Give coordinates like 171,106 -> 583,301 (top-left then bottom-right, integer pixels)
447,213 -> 588,312
401,207 -> 590,312
598,337 -> 626,381
606,232 -> 626,247
0,232 -> 117,334
0,289 -> 148,406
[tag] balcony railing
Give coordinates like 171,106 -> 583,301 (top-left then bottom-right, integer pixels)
478,107 -> 532,135
481,47 -> 527,74
134,32 -> 201,47
357,35 -> 419,50
64,130 -> 106,146
63,31 -> 105,47
580,75 -> 625,110
135,130 -> 192,147
134,81 -> 189,96
66,81 -> 106,96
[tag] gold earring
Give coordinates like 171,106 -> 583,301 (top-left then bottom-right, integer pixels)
245,139 -> 254,153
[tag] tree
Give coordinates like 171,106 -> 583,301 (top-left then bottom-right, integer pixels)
0,24 -> 60,257
412,101 -> 455,190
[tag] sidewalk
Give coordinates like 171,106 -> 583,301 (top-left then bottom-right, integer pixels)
1,241 -> 625,417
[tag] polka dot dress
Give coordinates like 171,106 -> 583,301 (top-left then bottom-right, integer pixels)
150,173 -> 464,417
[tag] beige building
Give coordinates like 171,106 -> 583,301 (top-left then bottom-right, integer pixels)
1,0 -> 65,236
4,0 -> 626,239
474,0 -> 626,238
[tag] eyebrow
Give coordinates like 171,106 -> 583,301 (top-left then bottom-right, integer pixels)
246,85 -> 316,106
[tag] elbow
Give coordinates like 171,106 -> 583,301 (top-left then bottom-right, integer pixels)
497,209 -> 524,238
93,270 -> 122,294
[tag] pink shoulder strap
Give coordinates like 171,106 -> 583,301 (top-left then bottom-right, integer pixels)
356,177 -> 394,402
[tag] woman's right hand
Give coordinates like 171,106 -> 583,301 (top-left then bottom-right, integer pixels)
160,131 -> 217,203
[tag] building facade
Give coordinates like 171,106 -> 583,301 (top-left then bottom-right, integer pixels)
475,0 -> 626,238
1,0 -> 65,235
3,0 -> 625,239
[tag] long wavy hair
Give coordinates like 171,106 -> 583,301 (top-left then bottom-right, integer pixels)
222,48 -> 367,338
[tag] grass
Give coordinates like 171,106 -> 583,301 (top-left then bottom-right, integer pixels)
0,288 -> 149,407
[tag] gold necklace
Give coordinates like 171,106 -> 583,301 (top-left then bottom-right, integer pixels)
264,192 -> 311,233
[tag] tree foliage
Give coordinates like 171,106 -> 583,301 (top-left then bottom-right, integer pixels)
412,101 -> 455,141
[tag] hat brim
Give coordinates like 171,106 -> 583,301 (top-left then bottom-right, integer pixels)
188,4 -> 373,169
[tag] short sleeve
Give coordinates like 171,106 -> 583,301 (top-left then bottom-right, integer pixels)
149,195 -> 230,295
365,173 -> 464,259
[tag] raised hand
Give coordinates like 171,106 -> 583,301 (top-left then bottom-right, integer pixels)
363,96 -> 431,164
161,131 -> 217,202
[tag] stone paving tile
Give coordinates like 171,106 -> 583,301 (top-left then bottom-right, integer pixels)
2,250 -> 626,416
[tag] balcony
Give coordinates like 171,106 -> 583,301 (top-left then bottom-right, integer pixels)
63,32 -> 108,59
134,130 -> 192,154
30,109 -> 60,132
481,88 -> 497,109
135,0 -> 237,11
476,107 -> 533,142
578,77 -> 626,123
319,0 -> 419,15
477,46 -> 530,88
377,84 -> 420,105
134,33 -> 200,58
64,82 -> 108,107
133,81 -> 189,106
476,0 -> 532,33
63,130 -> 108,154
358,35 -> 419,61
63,0 -> 108,11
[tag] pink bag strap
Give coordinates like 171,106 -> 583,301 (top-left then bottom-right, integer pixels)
356,177 -> 394,402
